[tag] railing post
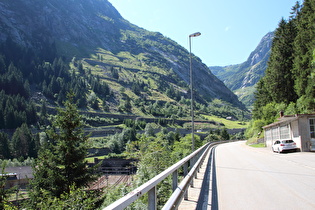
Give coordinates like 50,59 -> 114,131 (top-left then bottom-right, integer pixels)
184,162 -> 188,200
195,154 -> 198,178
199,152 -> 204,173
198,150 -> 203,173
172,170 -> 178,192
190,157 -> 195,186
148,186 -> 157,210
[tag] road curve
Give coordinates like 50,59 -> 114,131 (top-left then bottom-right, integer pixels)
215,141 -> 315,210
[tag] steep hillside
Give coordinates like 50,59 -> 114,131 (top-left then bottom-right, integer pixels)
0,0 -> 245,113
210,32 -> 274,108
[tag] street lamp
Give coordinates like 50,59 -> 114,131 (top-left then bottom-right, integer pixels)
189,32 -> 201,152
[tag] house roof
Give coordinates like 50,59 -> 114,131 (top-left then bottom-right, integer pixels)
263,114 -> 315,129
4,166 -> 33,179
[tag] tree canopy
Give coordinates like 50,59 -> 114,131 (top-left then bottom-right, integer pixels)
28,93 -> 98,207
248,0 -> 315,138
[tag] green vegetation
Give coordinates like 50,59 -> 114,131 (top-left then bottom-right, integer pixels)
247,0 -> 315,139
0,124 -> 39,160
249,143 -> 265,148
101,131 -> 203,209
0,163 -> 18,209
11,95 -> 237,209
0,0 -> 251,208
98,121 -> 243,208
201,114 -> 248,129
27,93 -> 100,209
234,86 -> 256,110
0,158 -> 34,167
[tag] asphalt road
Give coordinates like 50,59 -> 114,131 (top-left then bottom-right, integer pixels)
215,141 -> 315,210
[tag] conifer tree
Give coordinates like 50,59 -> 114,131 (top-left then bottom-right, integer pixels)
293,0 -> 315,99
263,18 -> 297,104
29,92 -> 97,202
11,123 -> 35,159
252,78 -> 272,119
0,132 -> 10,159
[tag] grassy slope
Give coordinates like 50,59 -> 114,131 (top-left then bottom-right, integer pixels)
201,114 -> 248,129
79,47 -> 186,116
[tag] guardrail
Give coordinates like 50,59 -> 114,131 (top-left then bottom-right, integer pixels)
103,141 -> 224,210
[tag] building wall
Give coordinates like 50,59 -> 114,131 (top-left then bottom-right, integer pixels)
264,120 -> 301,150
299,116 -> 311,152
264,116 -> 315,152
265,129 -> 273,147
291,120 -> 302,150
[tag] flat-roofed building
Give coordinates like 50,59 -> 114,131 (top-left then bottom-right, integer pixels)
263,113 -> 315,152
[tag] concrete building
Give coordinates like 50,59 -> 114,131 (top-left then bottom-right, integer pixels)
263,113 -> 315,152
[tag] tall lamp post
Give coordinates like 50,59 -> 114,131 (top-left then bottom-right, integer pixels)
189,32 -> 201,153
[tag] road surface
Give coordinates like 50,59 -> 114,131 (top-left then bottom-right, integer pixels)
215,141 -> 315,210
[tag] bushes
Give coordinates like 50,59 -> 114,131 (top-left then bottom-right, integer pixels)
245,119 -> 267,140
0,157 -> 34,167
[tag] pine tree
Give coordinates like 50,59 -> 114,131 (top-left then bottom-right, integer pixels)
252,78 -> 272,119
29,92 -> 97,202
289,1 -> 301,20
293,0 -> 315,98
221,128 -> 230,140
263,18 -> 297,104
0,132 -> 10,159
11,123 -> 34,159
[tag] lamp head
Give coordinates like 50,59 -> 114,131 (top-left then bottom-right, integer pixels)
189,32 -> 201,37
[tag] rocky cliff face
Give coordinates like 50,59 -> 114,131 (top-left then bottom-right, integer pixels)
0,0 -> 245,109
0,0 -> 122,51
240,32 -> 273,89
248,32 -> 274,66
210,32 -> 274,107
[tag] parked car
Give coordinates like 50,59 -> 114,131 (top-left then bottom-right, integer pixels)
272,140 -> 297,153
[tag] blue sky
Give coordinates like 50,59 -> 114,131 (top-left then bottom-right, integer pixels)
108,0 -> 299,66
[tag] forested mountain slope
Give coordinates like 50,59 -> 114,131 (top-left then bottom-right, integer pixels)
0,0 -> 249,207
0,0 -> 245,115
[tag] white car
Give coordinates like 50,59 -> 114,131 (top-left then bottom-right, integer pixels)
272,140 -> 297,153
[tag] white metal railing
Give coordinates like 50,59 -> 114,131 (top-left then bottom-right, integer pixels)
103,141 -> 223,210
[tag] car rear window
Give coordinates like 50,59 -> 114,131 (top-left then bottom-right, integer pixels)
284,140 -> 294,143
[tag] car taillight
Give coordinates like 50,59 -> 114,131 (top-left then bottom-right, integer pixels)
293,143 -> 296,145
280,144 -> 285,146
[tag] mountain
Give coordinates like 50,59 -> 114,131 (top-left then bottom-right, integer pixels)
0,0 -> 246,119
210,32 -> 274,108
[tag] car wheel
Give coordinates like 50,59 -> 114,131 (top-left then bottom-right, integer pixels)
278,148 -> 281,153
272,147 -> 275,152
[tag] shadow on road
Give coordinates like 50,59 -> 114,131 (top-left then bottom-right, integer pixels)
196,147 -> 218,210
